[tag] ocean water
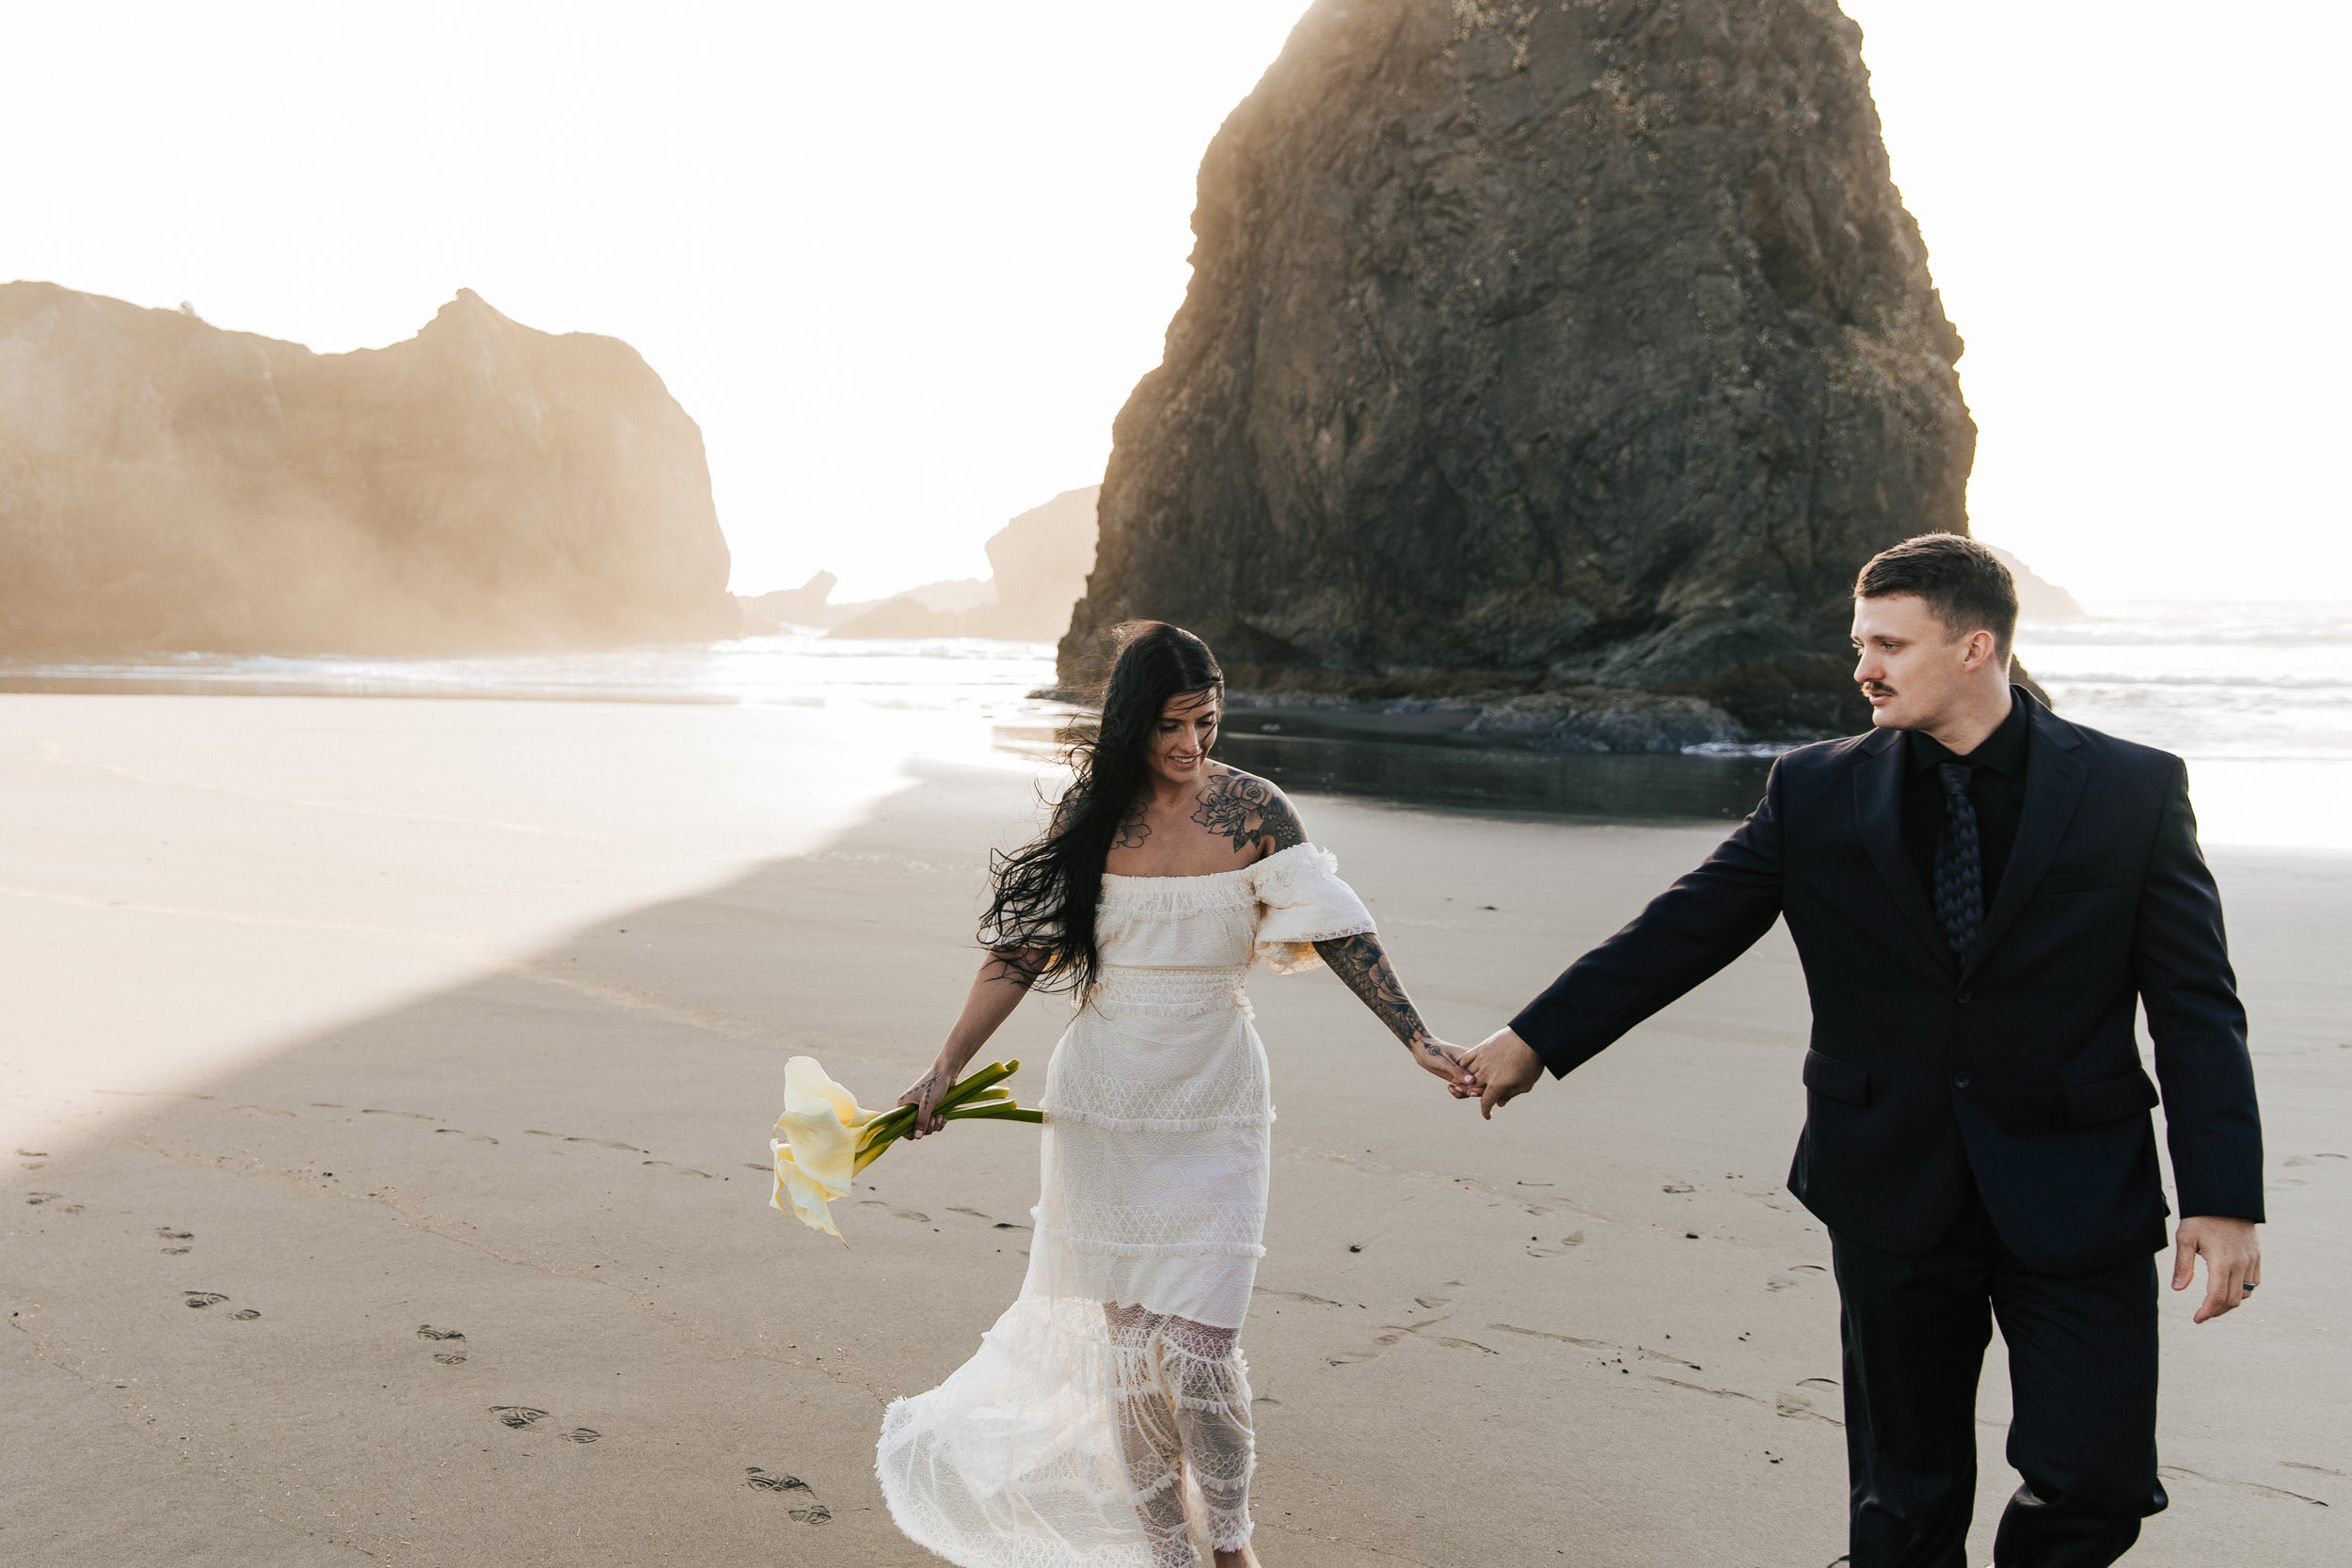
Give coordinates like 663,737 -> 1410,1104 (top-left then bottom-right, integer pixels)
0,629 -> 1061,717
5,603 -> 2345,847
2016,602 -> 2352,851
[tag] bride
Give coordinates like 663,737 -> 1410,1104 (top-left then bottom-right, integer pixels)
876,622 -> 1473,1567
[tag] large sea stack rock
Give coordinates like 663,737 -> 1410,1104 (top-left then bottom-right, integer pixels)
1060,0 -> 1973,742
0,283 -> 735,655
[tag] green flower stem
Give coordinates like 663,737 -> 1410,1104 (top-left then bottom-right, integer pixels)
942,1103 -> 1043,1125
851,1061 -> 1031,1173
934,1059 -> 1018,1114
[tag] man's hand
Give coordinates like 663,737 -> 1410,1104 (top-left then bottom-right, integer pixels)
2172,1215 -> 2262,1323
1461,1027 -> 1545,1118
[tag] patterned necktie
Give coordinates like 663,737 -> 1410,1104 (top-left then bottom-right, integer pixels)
1933,760 -> 1984,958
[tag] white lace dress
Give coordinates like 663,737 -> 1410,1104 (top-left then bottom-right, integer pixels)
877,843 -> 1377,1567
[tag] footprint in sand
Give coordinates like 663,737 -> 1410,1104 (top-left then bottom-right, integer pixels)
434,1351 -> 468,1365
1253,1287 -> 1343,1308
744,1468 -> 832,1524
640,1161 -> 713,1178
361,1108 -> 439,1121
230,1308 -> 262,1321
183,1291 -> 229,1309
417,1323 -> 466,1342
25,1192 -> 65,1206
232,1104 -> 295,1117
155,1227 -> 194,1241
1328,1314 -> 1497,1366
490,1406 -> 548,1429
560,1428 -> 600,1444
433,1129 -> 500,1145
1528,1230 -> 1585,1258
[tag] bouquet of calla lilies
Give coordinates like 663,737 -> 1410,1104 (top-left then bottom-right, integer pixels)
770,1055 -> 1041,1240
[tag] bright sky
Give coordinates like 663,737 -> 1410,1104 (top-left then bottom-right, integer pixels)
7,3 -> 2343,604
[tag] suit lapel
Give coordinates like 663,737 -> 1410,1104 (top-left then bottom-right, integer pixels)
1852,728 -> 1952,968
1963,695 -> 2089,980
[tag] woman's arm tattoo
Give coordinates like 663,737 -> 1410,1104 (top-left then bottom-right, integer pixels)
1312,932 -> 1438,1055
1191,771 -> 1307,854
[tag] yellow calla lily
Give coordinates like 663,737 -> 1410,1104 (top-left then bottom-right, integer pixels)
766,1056 -> 1038,1242
771,1140 -> 845,1239
773,1055 -> 884,1199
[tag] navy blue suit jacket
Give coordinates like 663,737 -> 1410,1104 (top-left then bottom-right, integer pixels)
1510,690 -> 2263,1272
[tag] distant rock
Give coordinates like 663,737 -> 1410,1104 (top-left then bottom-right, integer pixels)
828,595 -> 967,640
827,485 -> 1099,642
964,485 -> 1101,640
0,282 -> 735,655
1984,545 -> 2085,619
1059,0 -> 1975,745
738,572 -> 848,632
907,578 -> 997,615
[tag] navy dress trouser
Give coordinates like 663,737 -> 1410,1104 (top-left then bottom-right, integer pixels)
1832,1186 -> 2168,1568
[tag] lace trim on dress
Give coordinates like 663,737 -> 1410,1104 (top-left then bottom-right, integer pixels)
1250,843 -> 1377,973
1033,1223 -> 1268,1261
1040,1104 -> 1273,1133
1255,919 -> 1376,974
877,1295 -> 1258,1568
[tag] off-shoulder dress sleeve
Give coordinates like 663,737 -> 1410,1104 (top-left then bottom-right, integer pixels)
1249,843 -> 1376,974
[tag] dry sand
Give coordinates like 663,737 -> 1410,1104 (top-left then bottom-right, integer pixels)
3,693 -> 2344,1566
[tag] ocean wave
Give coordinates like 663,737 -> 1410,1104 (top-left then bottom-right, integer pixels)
2030,671 -> 2352,692
2021,603 -> 2352,649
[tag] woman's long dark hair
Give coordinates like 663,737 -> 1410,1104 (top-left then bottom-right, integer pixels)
981,622 -> 1223,999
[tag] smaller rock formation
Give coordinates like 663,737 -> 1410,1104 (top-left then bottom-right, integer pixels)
0,282 -> 735,655
820,485 -> 1099,641
739,572 -> 847,631
1984,546 -> 2086,620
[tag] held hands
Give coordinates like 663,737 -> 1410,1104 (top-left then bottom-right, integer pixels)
2172,1215 -> 2263,1323
1457,1027 -> 1544,1117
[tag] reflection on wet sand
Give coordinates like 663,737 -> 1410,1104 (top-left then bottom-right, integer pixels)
993,720 -> 1772,823
1212,732 -> 1772,822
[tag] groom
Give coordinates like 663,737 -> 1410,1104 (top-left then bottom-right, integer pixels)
1463,534 -> 2264,1567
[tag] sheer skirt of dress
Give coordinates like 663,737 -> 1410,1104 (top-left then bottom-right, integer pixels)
876,845 -> 1375,1568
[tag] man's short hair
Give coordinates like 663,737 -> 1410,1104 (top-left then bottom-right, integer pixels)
1854,533 -> 2019,653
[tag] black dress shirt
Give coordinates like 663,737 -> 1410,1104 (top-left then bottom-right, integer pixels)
1901,688 -> 2031,910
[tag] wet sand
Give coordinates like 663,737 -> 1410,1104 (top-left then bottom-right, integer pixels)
3,693 -> 2344,1565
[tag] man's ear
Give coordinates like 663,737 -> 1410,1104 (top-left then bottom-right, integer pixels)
1963,629 -> 1998,672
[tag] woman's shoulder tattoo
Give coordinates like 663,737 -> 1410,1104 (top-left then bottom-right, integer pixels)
1190,768 -> 1305,852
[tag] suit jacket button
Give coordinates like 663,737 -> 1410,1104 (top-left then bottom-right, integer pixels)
1953,1071 -> 1972,1089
